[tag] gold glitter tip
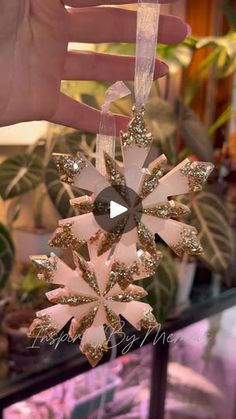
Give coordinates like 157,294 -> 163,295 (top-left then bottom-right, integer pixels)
104,304 -> 122,335
53,152 -> 87,184
28,314 -> 58,338
138,309 -> 159,330
74,254 -> 100,296
74,304 -> 100,336
30,254 -> 57,282
47,288 -> 97,306
69,318 -> 81,340
180,160 -> 214,192
138,250 -> 162,276
104,152 -> 130,205
143,200 -> 190,219
70,196 -> 93,214
138,155 -> 167,200
49,223 -> 85,253
173,227 -> 204,256
121,106 -> 153,149
104,269 -> 118,295
89,229 -> 103,245
106,261 -> 139,292
137,220 -> 157,257
81,342 -> 108,367
108,285 -> 147,302
97,215 -> 128,256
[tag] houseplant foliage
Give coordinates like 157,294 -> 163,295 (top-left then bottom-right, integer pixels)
147,86 -> 235,277
45,159 -> 79,219
145,97 -> 215,163
190,191 -> 235,273
0,131 -> 94,224
0,223 -> 14,289
45,131 -> 95,219
145,97 -> 234,276
141,245 -> 178,322
0,154 -> 43,200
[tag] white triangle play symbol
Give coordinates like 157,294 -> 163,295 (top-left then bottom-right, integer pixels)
110,201 -> 128,219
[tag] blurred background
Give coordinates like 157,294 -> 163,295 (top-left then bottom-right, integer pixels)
0,0 -> 236,418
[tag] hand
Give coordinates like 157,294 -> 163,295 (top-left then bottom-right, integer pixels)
0,0 -> 189,133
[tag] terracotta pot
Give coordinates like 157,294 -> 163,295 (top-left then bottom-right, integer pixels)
2,309 -> 35,352
2,309 -> 51,373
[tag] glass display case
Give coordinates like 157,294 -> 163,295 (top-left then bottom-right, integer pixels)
0,282 -> 236,419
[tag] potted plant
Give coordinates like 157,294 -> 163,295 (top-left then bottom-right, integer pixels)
0,223 -> 15,317
0,129 -> 95,262
2,264 -> 50,373
151,108 -> 234,310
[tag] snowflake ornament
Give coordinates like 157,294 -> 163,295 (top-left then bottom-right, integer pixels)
28,242 -> 158,366
49,107 -> 214,266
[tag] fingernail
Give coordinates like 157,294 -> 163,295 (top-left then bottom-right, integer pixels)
187,24 -> 192,36
154,61 -> 168,79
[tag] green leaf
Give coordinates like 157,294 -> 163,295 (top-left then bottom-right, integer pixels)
64,131 -> 96,157
146,97 -> 177,142
178,103 -> 215,162
61,80 -> 108,102
184,80 -> 202,105
95,42 -> 136,56
184,48 -> 221,103
191,192 -> 234,273
81,94 -> 99,109
52,131 -> 96,159
45,159 -> 81,219
208,106 -> 236,136
0,154 -> 43,200
0,224 -> 15,289
157,44 -> 193,74
141,246 -> 178,323
196,37 -> 230,50
21,266 -> 46,296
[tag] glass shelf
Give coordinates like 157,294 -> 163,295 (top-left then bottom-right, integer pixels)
0,282 -> 236,413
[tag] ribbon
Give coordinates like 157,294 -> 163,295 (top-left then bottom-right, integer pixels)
96,1 -> 160,173
96,81 -> 130,175
135,0 -> 160,109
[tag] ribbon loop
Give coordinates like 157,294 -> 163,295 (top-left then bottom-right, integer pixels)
135,0 -> 160,109
96,82 -> 130,175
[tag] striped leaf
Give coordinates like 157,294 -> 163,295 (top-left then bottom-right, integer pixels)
191,192 -> 234,272
178,102 -> 214,162
141,246 -> 178,323
45,159 -> 81,218
0,154 -> 43,200
0,224 -> 15,289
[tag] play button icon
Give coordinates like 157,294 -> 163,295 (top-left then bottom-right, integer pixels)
93,185 -> 143,234
110,201 -> 128,219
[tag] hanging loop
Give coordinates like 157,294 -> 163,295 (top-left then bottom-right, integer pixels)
96,82 -> 130,175
135,0 -> 160,109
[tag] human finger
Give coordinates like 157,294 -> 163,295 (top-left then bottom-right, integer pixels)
68,8 -> 190,44
63,51 -> 168,81
49,93 -> 130,133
